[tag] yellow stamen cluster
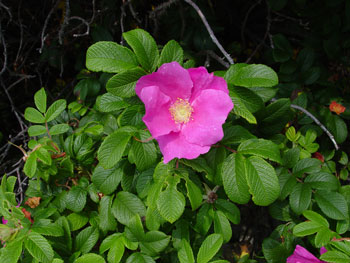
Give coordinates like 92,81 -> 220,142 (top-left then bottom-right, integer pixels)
169,98 -> 193,124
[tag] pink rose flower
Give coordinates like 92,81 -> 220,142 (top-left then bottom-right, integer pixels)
136,62 -> 233,163
287,245 -> 327,263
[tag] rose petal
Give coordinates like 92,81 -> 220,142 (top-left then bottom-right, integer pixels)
287,245 -> 323,263
182,89 -> 233,146
320,247 -> 327,255
188,67 -> 229,102
136,62 -> 193,102
157,132 -> 210,163
139,86 -> 179,138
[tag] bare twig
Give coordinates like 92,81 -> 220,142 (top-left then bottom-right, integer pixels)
128,0 -> 142,24
39,0 -> 60,53
69,16 -> 90,37
149,0 -> 179,19
183,0 -> 234,65
0,22 -> 8,76
290,103 -> 339,150
206,50 -> 230,69
58,0 -> 70,45
7,74 -> 36,91
0,1 -> 12,22
246,1 -> 272,63
120,2 -> 127,45
241,0 -> 262,49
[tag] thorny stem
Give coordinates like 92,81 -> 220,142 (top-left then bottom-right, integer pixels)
183,0 -> 234,65
332,237 -> 350,242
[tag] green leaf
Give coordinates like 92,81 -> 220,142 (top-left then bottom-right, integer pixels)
28,125 -> 47,136
0,239 -> 23,263
99,233 -> 123,254
197,234 -> 223,263
125,253 -> 155,263
305,172 -> 339,190
45,99 -> 66,122
314,190 -> 349,220
289,183 -> 312,215
282,147 -> 300,168
185,179 -> 202,211
194,203 -> 214,235
140,231 -> 170,256
230,86 -> 264,113
178,239 -> 195,263
159,40 -> 183,66
238,138 -> 281,163
245,156 -> 280,206
86,41 -> 138,73
215,199 -> 240,224
36,147 -> 52,165
74,253 -> 106,263
231,64 -> 278,88
32,223 -> 64,236
230,90 -> 257,124
303,210 -> 329,228
117,105 -> 144,127
75,226 -> 99,254
256,98 -> 292,135
123,29 -> 159,72
326,114 -> 348,144
106,67 -> 147,98
66,186 -> 87,213
107,237 -> 125,263
24,231 -> 54,263
126,214 -> 145,241
34,88 -> 47,113
49,123 -> 70,135
128,130 -> 157,171
99,196 -> 117,232
24,107 -> 45,123
157,176 -> 185,223
293,158 -> 322,177
315,228 -> 334,247
67,213 -> 89,231
111,191 -> 146,225
293,221 -> 324,236
92,163 -> 123,195
97,129 -> 132,169
320,251 -> 350,263
221,153 -> 250,204
213,210 -> 232,243
96,93 -> 129,112
221,125 -> 256,145
23,152 -> 37,178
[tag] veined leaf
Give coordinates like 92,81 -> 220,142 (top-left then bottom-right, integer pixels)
159,40 -> 183,66
197,234 -> 223,263
238,138 -> 281,163
34,88 -> 47,113
24,232 -> 54,263
86,41 -> 138,73
45,99 -> 66,122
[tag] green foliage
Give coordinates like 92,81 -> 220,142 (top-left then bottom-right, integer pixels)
5,22 -> 349,263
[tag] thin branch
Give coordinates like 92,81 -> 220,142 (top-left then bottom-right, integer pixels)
183,0 -> 234,65
69,16 -> 90,37
206,50 -> 230,69
0,22 -> 8,76
149,0 -> 179,19
39,0 -> 60,53
127,0 -> 142,24
120,2 -> 127,45
0,1 -> 12,22
58,0 -> 70,45
241,0 -> 262,49
245,1 -> 272,63
290,103 -> 339,150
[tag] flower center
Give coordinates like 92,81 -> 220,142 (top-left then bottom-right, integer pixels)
169,98 -> 193,124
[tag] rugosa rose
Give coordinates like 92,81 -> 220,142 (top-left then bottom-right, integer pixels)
329,101 -> 346,115
287,245 -> 327,263
136,62 -> 233,163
